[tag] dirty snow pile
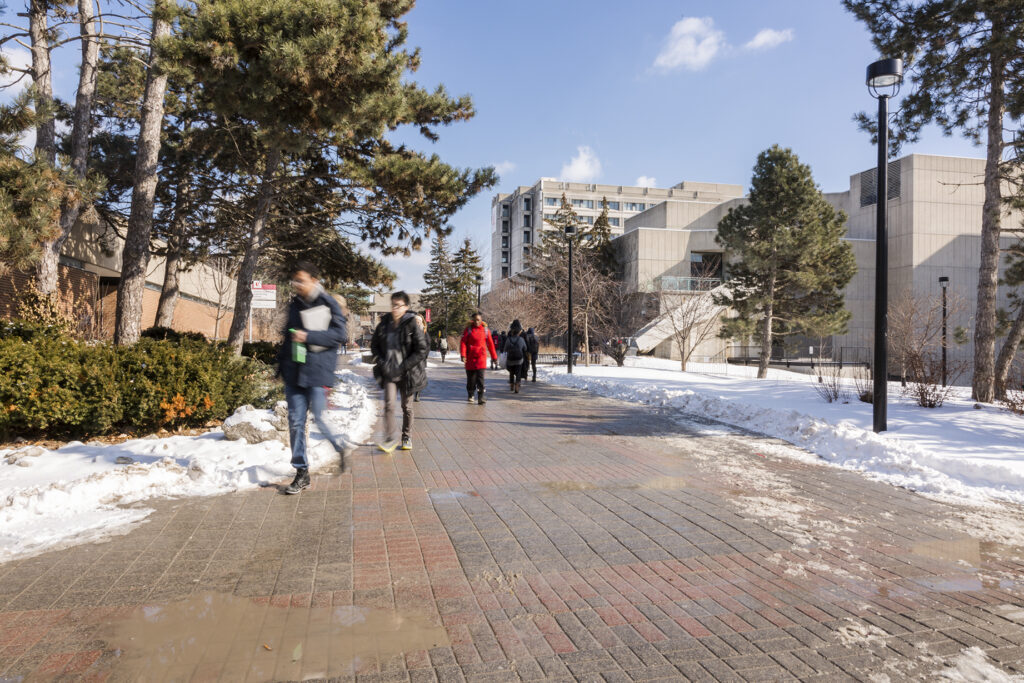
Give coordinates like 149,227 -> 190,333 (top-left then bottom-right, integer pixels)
0,369 -> 376,563
540,358 -> 1024,507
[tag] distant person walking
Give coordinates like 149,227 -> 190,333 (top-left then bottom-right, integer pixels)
490,329 -> 501,369
370,291 -> 428,452
504,320 -> 527,393
525,327 -> 540,382
460,312 -> 498,404
277,262 -> 353,495
413,313 -> 428,403
439,336 -> 448,363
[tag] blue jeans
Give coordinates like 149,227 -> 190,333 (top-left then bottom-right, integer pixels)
284,384 -> 346,470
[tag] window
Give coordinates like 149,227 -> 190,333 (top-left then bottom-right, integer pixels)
523,230 -> 531,243
501,220 -> 509,233
579,215 -> 594,225
501,252 -> 509,264
625,202 -> 645,211
571,198 -> 594,209
606,201 -> 620,210
544,197 -> 560,206
691,252 -> 723,280
502,266 -> 509,278
543,213 -> 556,223
523,214 -> 532,228
501,204 -> 509,217
501,236 -> 509,248
523,246 -> 530,257
609,217 -> 620,227
523,197 -> 532,212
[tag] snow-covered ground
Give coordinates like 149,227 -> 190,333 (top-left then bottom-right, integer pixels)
540,356 -> 1024,507
0,369 -> 377,563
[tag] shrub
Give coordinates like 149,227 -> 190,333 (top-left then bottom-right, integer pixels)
141,326 -> 208,343
0,331 -> 265,440
241,340 -> 281,365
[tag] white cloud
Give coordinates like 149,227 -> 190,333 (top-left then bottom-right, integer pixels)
744,28 -> 794,51
635,176 -> 657,188
493,160 -> 516,178
560,146 -> 601,183
0,48 -> 32,91
653,17 -> 725,72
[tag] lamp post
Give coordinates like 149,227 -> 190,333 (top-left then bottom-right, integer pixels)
867,57 -> 903,434
475,274 -> 483,309
565,221 -> 577,374
939,276 -> 949,387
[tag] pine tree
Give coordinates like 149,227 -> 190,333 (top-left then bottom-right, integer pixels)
420,233 -> 457,339
590,196 -> 618,275
451,238 -> 483,329
843,0 -> 1024,401
714,145 -> 856,379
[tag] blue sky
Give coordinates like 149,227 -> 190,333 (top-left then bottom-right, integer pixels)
2,1 -> 984,292
387,0 -> 981,292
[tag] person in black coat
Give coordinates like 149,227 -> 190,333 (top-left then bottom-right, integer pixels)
490,330 -> 501,369
504,320 -> 528,393
370,291 -> 428,452
525,327 -> 540,382
276,262 -> 352,495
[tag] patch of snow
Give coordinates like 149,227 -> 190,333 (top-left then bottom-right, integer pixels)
835,619 -> 889,647
0,370 -> 377,563
933,646 -> 1022,682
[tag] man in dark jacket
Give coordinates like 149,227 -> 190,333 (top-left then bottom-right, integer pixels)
525,327 -> 540,381
277,262 -> 352,495
370,291 -> 428,452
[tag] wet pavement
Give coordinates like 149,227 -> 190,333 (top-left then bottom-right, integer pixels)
1,361 -> 1024,681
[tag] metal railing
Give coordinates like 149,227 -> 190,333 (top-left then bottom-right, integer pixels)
727,345 -> 870,369
654,276 -> 722,292
535,352 -> 602,365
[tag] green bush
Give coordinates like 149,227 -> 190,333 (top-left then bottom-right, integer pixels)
241,340 -> 281,365
0,332 -> 266,440
141,326 -> 208,343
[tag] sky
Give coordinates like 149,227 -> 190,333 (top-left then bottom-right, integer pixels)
2,1 -> 985,293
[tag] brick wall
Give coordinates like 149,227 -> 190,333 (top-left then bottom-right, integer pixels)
0,266 -> 99,337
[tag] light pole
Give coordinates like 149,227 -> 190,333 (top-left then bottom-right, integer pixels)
939,276 -> 949,387
566,221 -> 577,374
867,57 -> 903,433
475,274 -> 483,309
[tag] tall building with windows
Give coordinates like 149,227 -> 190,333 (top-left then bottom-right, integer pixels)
489,179 -> 744,286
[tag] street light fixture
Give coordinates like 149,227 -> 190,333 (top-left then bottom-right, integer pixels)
475,274 -> 483,309
939,276 -> 949,387
565,221 -> 577,374
866,57 -> 903,433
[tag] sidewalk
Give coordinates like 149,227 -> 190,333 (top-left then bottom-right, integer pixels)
1,361 -> 1023,681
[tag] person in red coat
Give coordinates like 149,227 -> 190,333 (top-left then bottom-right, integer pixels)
460,312 -> 498,404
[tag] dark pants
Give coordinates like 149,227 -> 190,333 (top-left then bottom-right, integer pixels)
383,381 -> 412,442
507,364 -> 521,385
466,368 -> 485,397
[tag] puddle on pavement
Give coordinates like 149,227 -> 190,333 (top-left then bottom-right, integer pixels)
427,489 -> 479,501
912,538 -> 982,567
98,593 -> 448,680
542,481 -> 595,492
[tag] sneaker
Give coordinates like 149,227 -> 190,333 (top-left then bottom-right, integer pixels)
400,437 -> 412,451
377,440 -> 398,454
477,392 -> 486,405
285,469 -> 310,495
467,395 -> 475,403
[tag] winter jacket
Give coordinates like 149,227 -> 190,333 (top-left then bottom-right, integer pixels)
525,329 -> 540,357
439,338 -> 448,351
504,334 -> 527,365
370,310 -> 429,393
460,323 -> 498,370
277,290 -> 348,389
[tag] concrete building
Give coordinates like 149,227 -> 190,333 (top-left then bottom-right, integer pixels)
489,179 -> 744,287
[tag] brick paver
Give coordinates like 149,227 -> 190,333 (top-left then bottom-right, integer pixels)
1,361 -> 1023,681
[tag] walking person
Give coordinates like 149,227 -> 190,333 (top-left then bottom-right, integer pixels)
525,327 -> 540,382
277,262 -> 354,495
439,336 -> 448,363
460,312 -> 498,404
490,329 -> 500,369
412,313 -> 428,402
504,320 -> 527,393
370,291 -> 428,452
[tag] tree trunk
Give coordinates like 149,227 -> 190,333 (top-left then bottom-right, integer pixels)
155,233 -> 183,328
972,39 -> 1006,402
583,311 -> 590,366
226,145 -> 282,354
994,306 -> 1024,399
757,278 -> 776,379
113,9 -> 171,345
29,0 -> 59,293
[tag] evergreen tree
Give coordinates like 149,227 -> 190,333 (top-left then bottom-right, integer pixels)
420,233 -> 457,339
590,196 -> 618,275
843,0 -> 1024,402
714,145 -> 856,379
451,238 -> 483,329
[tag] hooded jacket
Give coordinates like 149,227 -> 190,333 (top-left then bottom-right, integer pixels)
460,322 -> 498,370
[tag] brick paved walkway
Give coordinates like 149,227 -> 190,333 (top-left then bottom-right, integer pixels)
2,361 -> 1024,681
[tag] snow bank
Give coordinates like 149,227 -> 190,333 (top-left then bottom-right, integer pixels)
540,364 -> 1024,507
0,369 -> 377,563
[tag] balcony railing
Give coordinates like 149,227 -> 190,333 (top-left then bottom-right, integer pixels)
654,276 -> 722,292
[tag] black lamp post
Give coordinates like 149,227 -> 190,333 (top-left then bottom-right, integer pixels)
867,57 -> 903,433
939,276 -> 949,387
475,274 -> 483,309
566,221 -> 577,374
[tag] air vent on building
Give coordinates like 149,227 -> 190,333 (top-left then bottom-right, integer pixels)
859,160 -> 901,207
